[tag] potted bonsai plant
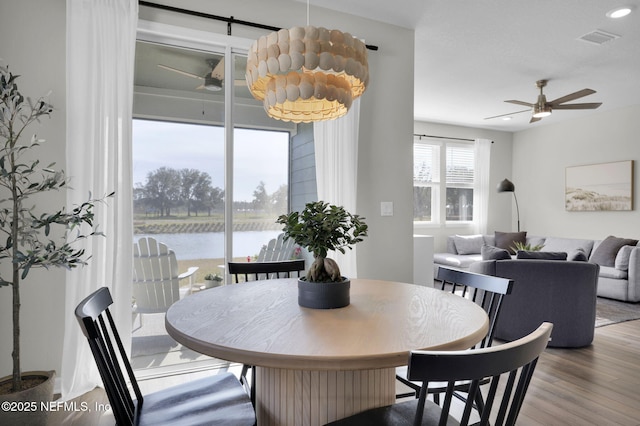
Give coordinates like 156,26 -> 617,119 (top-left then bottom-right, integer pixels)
276,201 -> 368,308
0,64 -> 109,424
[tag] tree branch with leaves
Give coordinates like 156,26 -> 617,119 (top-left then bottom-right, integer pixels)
0,64 -> 112,393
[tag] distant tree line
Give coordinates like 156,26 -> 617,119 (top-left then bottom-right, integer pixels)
134,167 -> 287,217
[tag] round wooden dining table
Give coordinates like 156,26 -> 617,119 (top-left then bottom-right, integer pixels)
165,278 -> 488,426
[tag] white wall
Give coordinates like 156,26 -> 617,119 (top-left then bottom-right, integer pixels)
0,0 -> 67,379
512,105 -> 640,240
412,121 -> 514,252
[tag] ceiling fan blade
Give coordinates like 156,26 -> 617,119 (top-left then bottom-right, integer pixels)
529,116 -> 542,123
505,100 -> 535,107
158,64 -> 204,80
549,88 -> 595,105
484,109 -> 530,120
211,58 -> 225,80
553,102 -> 602,110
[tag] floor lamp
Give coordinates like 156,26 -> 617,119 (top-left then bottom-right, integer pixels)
497,178 -> 520,232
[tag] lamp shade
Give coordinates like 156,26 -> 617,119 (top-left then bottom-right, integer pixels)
246,26 -> 369,123
497,178 -> 515,193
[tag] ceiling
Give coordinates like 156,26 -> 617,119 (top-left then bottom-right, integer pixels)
134,41 -> 254,100
308,0 -> 640,132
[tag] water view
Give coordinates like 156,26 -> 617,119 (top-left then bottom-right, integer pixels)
135,230 -> 282,260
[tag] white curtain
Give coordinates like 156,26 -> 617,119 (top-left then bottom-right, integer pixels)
313,100 -> 360,277
61,0 -> 137,401
474,139 -> 492,234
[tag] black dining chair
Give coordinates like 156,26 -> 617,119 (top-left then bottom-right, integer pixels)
75,287 -> 255,426
228,259 -> 305,283
328,322 -> 553,426
396,267 -> 514,413
227,259 -> 305,404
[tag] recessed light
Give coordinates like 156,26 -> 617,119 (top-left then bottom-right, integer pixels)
606,6 -> 632,18
502,117 -> 512,121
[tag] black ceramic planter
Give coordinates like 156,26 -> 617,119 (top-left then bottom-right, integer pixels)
298,278 -> 350,309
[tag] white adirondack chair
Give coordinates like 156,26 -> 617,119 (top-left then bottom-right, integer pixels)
132,237 -> 198,324
256,233 -> 297,262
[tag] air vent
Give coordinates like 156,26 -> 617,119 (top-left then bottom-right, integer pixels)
578,29 -> 620,45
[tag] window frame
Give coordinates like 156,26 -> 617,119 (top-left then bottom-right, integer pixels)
413,137 -> 476,227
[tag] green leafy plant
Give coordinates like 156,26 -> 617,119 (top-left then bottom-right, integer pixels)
0,65 -> 111,393
204,273 -> 222,281
276,201 -> 368,282
511,241 -> 544,253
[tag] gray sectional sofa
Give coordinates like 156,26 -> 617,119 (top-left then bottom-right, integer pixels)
433,234 -> 640,302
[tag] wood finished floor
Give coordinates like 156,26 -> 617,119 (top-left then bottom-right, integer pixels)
518,318 -> 640,426
50,319 -> 640,425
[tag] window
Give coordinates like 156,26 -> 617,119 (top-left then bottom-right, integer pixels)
414,137 -> 475,224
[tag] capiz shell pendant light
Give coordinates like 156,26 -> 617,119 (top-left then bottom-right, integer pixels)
246,25 -> 369,122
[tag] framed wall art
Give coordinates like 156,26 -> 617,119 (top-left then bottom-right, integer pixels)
565,160 -> 633,211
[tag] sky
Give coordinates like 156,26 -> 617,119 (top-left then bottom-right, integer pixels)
132,119 -> 289,202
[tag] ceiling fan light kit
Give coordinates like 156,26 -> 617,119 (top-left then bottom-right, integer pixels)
158,57 -> 226,91
246,26 -> 369,123
486,79 -> 602,123
532,104 -> 551,118
202,75 -> 223,91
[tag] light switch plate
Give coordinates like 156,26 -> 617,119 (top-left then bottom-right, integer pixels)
380,201 -> 393,216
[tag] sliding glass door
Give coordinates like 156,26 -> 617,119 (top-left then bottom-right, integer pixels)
131,27 -> 294,375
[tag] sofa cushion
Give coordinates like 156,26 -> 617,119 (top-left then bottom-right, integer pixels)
481,244 -> 511,260
541,237 -> 594,256
433,253 -> 483,269
494,231 -> 527,255
614,245 -> 635,271
599,266 -> 628,280
483,235 -> 495,247
590,235 -> 639,267
526,236 -> 546,248
453,234 -> 484,255
516,250 -> 567,260
568,248 -> 588,262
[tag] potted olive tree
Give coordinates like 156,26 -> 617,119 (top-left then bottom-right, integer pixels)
276,201 -> 368,308
0,65 -> 109,424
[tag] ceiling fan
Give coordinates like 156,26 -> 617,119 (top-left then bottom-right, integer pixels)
485,80 -> 602,123
158,58 -> 246,91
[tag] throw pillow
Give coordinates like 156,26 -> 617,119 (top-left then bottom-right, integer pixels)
453,234 -> 485,255
590,235 -> 639,267
568,248 -> 588,262
614,245 -> 635,271
494,231 -> 527,255
481,244 -> 511,260
516,250 -> 567,260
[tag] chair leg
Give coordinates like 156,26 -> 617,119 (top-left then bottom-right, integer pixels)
240,364 -> 256,406
250,366 -> 256,406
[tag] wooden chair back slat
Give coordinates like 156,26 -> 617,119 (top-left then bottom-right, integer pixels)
228,260 -> 306,283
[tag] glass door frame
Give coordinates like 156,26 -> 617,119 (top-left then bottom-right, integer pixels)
137,20 -> 250,280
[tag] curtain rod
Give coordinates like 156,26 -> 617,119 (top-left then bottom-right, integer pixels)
414,134 -> 476,142
139,1 -> 379,51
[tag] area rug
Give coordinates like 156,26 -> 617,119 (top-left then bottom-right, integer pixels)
595,297 -> 640,327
